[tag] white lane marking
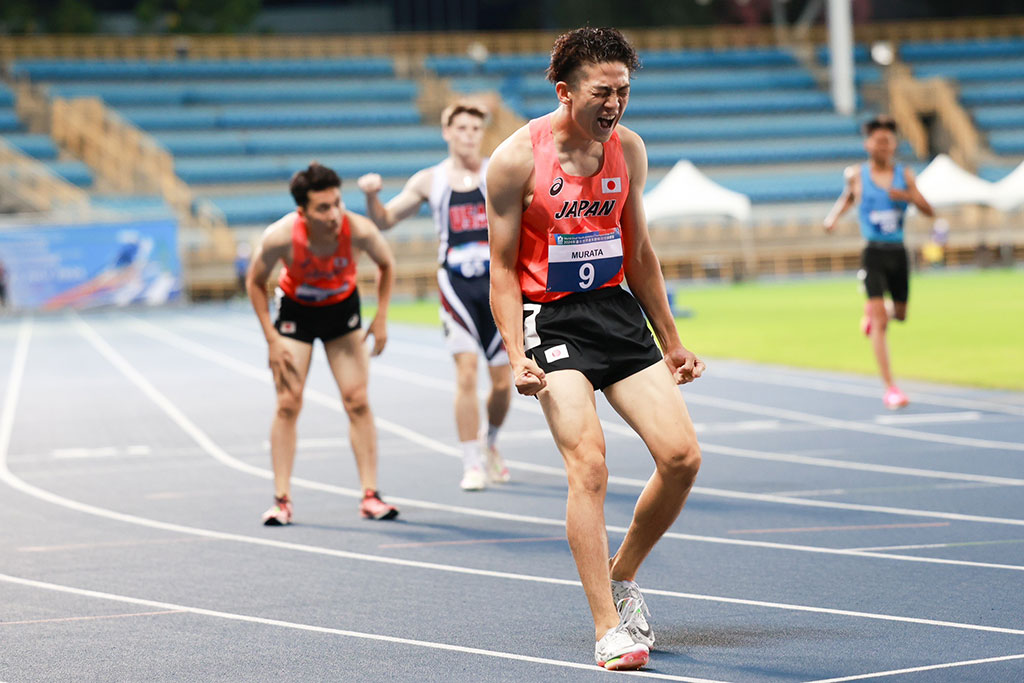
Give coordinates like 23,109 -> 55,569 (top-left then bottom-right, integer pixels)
52,445 -> 152,459
260,438 -> 349,450
690,442 -> 1024,487
846,538 -> 1024,552
3,339 -> 1024,641
3,456 -> 1024,640
2,320 -> 1020,636
686,394 -> 1024,452
874,412 -> 983,425
175,315 -> 1024,456
0,573 -> 716,683
0,610 -> 185,626
118,317 -> 1024,560
804,652 -> 1024,683
707,364 -> 1024,417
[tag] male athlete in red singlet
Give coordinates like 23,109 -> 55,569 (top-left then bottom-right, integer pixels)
246,163 -> 399,525
487,28 -> 704,671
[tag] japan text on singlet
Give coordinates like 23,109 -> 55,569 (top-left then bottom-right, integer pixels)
278,213 -> 358,306
518,113 -> 628,303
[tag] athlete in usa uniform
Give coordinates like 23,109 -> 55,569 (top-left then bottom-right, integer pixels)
246,163 -> 399,525
487,28 -> 704,671
824,116 -> 934,409
358,102 -> 513,492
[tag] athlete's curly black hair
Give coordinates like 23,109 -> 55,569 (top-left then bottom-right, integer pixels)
546,26 -> 641,86
289,162 -> 341,207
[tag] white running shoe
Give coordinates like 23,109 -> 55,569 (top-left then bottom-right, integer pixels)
595,603 -> 650,671
612,579 -> 655,648
460,465 -> 487,491
485,444 -> 511,484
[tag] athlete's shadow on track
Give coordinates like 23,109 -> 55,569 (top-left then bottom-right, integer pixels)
647,625 -> 860,677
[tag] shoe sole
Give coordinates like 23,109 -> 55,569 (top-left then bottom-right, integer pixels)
361,509 -> 399,520
599,650 -> 649,671
263,518 -> 290,526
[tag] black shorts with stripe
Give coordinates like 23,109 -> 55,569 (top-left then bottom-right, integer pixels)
860,242 -> 909,302
273,287 -> 361,344
523,286 -> 663,391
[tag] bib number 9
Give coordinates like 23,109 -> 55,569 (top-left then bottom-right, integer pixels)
578,263 -> 595,289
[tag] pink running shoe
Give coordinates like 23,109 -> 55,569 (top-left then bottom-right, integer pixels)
262,496 -> 293,526
883,386 -> 909,410
359,490 -> 399,520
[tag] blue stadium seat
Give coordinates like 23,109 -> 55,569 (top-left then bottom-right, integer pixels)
48,160 -> 93,187
11,57 -> 395,81
959,81 -> 1024,107
913,58 -> 1024,82
154,127 -> 445,157
987,129 -> 1024,156
0,84 -> 16,107
0,110 -> 23,133
972,106 -> 1024,131
645,137 -> 868,167
2,133 -> 59,159
626,113 -> 860,142
900,38 -> 1024,62
977,164 -> 1019,182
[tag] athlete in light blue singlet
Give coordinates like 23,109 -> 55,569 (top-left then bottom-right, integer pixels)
824,115 -> 934,409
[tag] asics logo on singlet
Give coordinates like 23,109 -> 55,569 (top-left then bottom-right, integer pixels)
549,177 -> 564,196
553,199 -> 616,220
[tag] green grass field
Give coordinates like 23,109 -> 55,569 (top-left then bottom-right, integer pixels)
376,268 -> 1024,391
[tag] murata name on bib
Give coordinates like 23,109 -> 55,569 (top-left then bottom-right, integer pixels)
546,229 -> 623,293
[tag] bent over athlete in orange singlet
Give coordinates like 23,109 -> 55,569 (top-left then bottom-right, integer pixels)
246,163 -> 399,525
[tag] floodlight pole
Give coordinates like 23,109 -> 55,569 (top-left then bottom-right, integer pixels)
826,0 -> 856,115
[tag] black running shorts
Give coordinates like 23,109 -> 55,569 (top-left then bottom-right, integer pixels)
860,242 -> 909,302
273,287 -> 361,344
523,286 -> 663,391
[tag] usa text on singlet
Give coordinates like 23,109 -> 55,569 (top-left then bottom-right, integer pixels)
518,113 -> 628,303
278,213 -> 358,305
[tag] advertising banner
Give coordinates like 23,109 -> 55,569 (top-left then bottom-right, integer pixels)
0,218 -> 181,310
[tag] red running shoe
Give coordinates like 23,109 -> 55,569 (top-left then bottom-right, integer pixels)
359,490 -> 399,520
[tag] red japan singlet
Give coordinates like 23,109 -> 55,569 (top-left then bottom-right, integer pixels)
518,113 -> 629,303
278,213 -> 357,306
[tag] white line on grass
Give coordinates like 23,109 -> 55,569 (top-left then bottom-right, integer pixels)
0,573 -> 719,683
804,652 -> 1024,683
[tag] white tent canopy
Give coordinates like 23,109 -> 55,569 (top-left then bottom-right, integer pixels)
644,160 -> 751,223
991,161 -> 1024,212
914,154 -> 995,208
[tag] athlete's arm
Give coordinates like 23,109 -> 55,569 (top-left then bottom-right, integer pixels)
486,128 -> 546,395
618,127 -> 704,385
824,165 -> 857,233
246,216 -> 300,390
349,212 -> 394,356
892,167 -> 935,217
356,169 -> 430,231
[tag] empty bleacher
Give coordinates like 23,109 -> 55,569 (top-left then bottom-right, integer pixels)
897,37 -> 1024,182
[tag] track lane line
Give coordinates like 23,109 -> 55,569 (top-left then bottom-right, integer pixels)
112,315 -> 1024,567
0,573 -> 719,683
3,318 -> 1023,636
804,652 -> 1024,682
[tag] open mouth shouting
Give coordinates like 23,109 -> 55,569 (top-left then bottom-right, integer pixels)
597,114 -> 617,131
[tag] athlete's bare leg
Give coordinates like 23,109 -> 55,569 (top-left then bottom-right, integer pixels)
270,336 -> 314,499
453,352 -> 481,442
603,361 -> 701,582
537,370 -> 619,639
324,331 -> 377,492
485,363 -> 512,430
866,296 -> 895,387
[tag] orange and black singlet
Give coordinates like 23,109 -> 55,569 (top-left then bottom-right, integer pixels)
518,113 -> 629,303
